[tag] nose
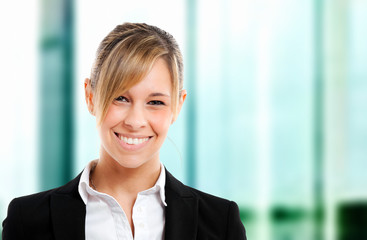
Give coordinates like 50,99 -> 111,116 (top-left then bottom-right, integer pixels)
123,104 -> 147,130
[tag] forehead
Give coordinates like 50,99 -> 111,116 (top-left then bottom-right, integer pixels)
125,58 -> 172,96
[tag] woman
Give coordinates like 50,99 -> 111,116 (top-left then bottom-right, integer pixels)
2,23 -> 246,240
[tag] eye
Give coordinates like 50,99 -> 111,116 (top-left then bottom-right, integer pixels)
114,96 -> 128,102
148,100 -> 165,106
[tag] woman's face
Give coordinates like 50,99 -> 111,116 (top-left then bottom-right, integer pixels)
97,58 -> 184,169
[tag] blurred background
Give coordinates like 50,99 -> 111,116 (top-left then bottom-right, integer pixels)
1,0 -> 367,239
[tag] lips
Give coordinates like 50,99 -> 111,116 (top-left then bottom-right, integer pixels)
114,133 -> 151,145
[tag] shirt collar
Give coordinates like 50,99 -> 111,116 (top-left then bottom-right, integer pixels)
155,162 -> 167,206
78,160 -> 167,206
78,160 -> 97,205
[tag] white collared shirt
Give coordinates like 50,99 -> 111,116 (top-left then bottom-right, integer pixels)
78,160 -> 167,240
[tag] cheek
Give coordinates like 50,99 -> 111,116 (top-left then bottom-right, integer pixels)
97,106 -> 124,139
103,105 -> 123,127
150,110 -> 173,134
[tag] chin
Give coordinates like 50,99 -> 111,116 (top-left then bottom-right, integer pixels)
113,155 -> 157,170
113,160 -> 143,169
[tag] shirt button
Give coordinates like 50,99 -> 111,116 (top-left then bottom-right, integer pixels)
139,223 -> 145,228
137,206 -> 142,212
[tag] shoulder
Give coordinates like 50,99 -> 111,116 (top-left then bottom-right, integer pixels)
6,173 -> 81,215
165,168 -> 234,211
2,189 -> 55,238
187,185 -> 231,204
165,169 -> 246,239
186,184 -> 244,230
2,174 -> 82,239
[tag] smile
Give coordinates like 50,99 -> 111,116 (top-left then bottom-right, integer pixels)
114,133 -> 151,145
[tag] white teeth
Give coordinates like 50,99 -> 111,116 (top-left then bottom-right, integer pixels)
119,135 -> 149,145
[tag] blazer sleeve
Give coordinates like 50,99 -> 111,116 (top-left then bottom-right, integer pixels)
225,201 -> 247,240
2,198 -> 26,240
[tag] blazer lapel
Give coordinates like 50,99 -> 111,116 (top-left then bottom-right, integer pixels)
164,170 -> 198,240
50,174 -> 86,240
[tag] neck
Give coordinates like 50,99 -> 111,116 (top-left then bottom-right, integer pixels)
90,151 -> 161,196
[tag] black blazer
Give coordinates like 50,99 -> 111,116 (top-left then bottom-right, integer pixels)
2,169 -> 246,240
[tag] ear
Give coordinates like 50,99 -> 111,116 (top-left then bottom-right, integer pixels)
84,78 -> 95,116
172,89 -> 187,123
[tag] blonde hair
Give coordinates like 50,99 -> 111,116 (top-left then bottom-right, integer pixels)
90,23 -> 184,124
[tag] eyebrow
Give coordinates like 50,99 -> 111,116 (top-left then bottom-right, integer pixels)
149,93 -> 170,97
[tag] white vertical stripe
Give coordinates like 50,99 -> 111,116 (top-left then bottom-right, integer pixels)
255,0 -> 274,239
0,0 -> 39,218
